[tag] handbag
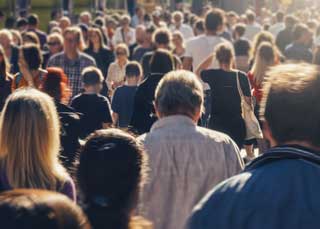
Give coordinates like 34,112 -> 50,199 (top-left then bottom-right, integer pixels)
236,71 -> 263,140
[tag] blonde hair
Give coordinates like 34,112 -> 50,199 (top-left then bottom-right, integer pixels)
0,88 -> 68,190
0,29 -> 13,42
251,42 -> 276,86
48,32 -> 64,45
250,31 -> 276,60
63,26 -> 86,51
115,43 -> 129,57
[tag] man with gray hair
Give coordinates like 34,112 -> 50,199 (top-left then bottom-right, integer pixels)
170,11 -> 194,40
138,70 -> 243,229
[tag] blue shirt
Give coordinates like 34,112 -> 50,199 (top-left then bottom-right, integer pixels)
284,42 -> 313,63
188,145 -> 320,229
111,85 -> 138,128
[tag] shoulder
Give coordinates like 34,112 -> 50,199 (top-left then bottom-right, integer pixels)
49,52 -> 64,61
79,52 -> 95,62
70,94 -> 83,103
195,126 -> 238,145
186,35 -> 203,46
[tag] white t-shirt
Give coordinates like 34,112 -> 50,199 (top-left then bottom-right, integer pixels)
185,35 -> 228,71
113,27 -> 136,46
269,22 -> 285,38
244,23 -> 262,41
170,24 -> 194,40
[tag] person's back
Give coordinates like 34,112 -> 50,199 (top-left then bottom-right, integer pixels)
184,9 -> 228,71
243,11 -> 261,41
71,67 -> 112,139
130,49 -> 174,134
187,63 -> 320,229
284,24 -> 313,63
276,15 -> 296,53
112,62 -> 141,128
138,70 -> 243,229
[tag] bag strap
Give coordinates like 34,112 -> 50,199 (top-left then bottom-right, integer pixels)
235,71 -> 244,98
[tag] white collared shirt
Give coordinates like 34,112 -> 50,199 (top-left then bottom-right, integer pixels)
138,115 -> 243,229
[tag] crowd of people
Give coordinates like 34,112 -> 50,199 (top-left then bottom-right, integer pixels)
0,2 -> 320,229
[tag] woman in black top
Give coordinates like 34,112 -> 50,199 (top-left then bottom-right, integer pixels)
84,28 -> 114,95
130,49 -> 175,134
0,46 -> 12,111
197,43 -> 252,148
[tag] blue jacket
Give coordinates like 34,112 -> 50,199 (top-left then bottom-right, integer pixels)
188,145 -> 320,229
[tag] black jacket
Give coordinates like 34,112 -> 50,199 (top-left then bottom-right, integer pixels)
130,73 -> 164,134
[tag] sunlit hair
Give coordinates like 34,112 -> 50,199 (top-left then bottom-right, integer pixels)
22,31 -> 40,47
214,42 -> 235,65
251,42 -> 276,86
0,189 -> 91,229
88,27 -> 105,50
250,31 -> 278,60
63,26 -> 86,51
172,31 -> 185,48
48,32 -> 64,47
115,43 -> 129,57
41,67 -> 71,104
0,45 -> 10,81
0,29 -> 13,42
10,30 -> 23,46
0,88 -> 68,190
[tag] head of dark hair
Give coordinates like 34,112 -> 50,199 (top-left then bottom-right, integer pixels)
146,25 -> 156,34
150,49 -> 174,74
27,14 -> 39,26
205,9 -> 224,32
77,129 -> 147,229
5,17 -> 15,29
194,19 -> 205,32
81,67 -> 104,86
276,11 -> 284,22
215,43 -> 234,64
17,18 -> 28,28
293,23 -> 309,41
153,28 -> 170,45
284,15 -> 296,28
234,23 -> 246,37
261,64 -> 320,148
94,17 -> 105,27
126,61 -> 142,78
0,189 -> 90,229
21,44 -> 42,70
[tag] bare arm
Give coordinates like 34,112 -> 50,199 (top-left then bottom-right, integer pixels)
195,54 -> 215,77
112,112 -> 119,126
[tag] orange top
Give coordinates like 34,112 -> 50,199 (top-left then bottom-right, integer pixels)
12,72 -> 44,91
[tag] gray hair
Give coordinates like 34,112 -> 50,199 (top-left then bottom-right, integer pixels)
155,70 -> 204,117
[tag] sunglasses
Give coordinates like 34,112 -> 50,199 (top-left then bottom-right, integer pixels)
116,52 -> 127,56
48,41 -> 60,46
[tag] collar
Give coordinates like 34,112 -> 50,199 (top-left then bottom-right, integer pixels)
150,115 -> 196,132
245,145 -> 320,171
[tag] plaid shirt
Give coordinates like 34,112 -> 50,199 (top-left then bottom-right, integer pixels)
48,52 -> 96,96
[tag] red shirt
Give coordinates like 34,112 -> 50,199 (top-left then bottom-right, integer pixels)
247,72 -> 263,103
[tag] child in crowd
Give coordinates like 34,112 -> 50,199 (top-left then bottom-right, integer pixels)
111,61 -> 142,128
71,66 -> 112,139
